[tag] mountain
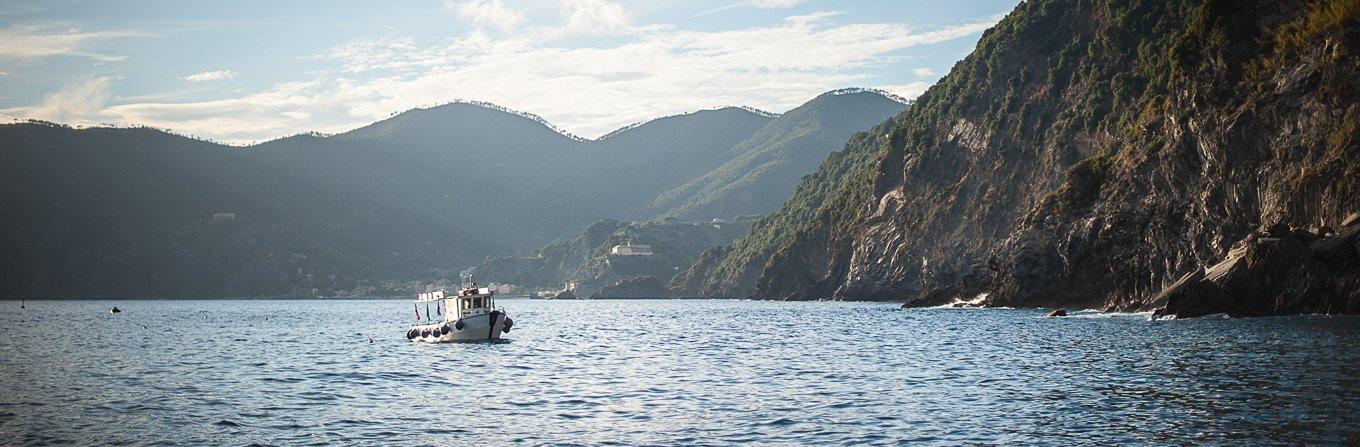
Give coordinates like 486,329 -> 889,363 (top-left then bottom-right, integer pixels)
0,103 -> 586,298
539,107 -> 775,222
679,0 -> 1360,317
479,91 -> 908,295
0,89 -> 901,298
649,89 -> 908,220
669,126 -> 892,298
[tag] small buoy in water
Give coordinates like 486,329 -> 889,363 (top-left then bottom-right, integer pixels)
1047,308 -> 1067,317
110,307 -> 121,314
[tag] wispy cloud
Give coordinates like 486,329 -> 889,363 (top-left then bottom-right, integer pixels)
751,0 -> 804,8
878,81 -> 934,101
445,0 -> 523,31
184,70 -> 236,82
0,23 -> 145,62
695,0 -> 804,18
785,11 -> 841,24
911,67 -> 935,78
21,75 -> 115,123
5,10 -> 1004,144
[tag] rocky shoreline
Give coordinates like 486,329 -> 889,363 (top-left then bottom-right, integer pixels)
1152,214 -> 1360,318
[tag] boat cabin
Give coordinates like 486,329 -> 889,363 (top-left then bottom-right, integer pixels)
454,287 -> 497,317
413,286 -> 498,323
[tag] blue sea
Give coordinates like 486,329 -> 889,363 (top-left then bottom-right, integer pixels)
2,299 -> 1358,446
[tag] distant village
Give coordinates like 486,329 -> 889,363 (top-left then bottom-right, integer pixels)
204,207 -> 746,299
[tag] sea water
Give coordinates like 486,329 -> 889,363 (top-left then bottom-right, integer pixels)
2,299 -> 1358,445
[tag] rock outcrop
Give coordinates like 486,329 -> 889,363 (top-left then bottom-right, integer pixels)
1152,217 -> 1360,318
594,276 -> 670,299
682,0 -> 1360,317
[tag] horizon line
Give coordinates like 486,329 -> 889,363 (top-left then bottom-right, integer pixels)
0,87 -> 913,148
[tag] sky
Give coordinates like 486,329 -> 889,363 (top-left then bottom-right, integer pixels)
0,0 -> 1021,144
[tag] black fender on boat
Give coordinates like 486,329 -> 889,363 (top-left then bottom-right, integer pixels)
440,324 -> 450,335
406,329 -> 417,339
487,310 -> 501,340
421,328 -> 431,338
502,316 -> 513,333
454,319 -> 465,330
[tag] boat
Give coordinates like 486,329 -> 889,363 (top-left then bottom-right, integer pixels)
405,279 -> 513,343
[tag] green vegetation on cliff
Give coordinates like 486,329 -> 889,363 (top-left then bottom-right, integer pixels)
670,126 -> 893,297
685,0 -> 1360,315
649,89 -> 908,220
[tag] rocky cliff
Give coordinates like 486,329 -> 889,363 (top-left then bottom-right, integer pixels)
684,0 -> 1360,317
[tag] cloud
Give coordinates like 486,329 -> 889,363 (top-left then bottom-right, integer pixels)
785,11 -> 841,24
24,75 -> 115,123
694,0 -> 804,17
5,12 -> 1003,144
911,67 -> 935,78
751,0 -> 804,8
560,0 -> 630,34
184,70 -> 236,82
445,0 -> 523,31
0,23 -> 144,62
98,81 -> 360,142
878,81 -> 934,101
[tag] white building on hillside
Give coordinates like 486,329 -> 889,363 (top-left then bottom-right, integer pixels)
609,243 -> 653,256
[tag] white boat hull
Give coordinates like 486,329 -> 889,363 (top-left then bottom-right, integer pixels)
407,311 -> 508,343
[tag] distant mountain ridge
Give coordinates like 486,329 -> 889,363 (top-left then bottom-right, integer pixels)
0,89 -> 907,298
647,89 -> 910,219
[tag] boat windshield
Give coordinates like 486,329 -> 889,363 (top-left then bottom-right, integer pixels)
458,296 -> 496,314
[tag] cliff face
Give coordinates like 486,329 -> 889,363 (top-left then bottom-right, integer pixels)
669,126 -> 892,298
690,0 -> 1360,315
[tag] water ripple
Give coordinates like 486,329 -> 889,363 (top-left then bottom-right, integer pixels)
1,300 -> 1359,445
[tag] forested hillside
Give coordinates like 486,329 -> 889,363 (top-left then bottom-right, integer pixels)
0,90 -> 904,298
682,0 -> 1360,317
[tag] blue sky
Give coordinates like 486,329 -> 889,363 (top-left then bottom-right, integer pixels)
0,0 -> 1020,143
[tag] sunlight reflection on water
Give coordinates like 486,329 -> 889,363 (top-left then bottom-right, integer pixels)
1,299 -> 1358,445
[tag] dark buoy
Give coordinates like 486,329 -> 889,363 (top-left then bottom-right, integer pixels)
1046,308 -> 1067,317
110,307 -> 121,314
407,329 -> 417,340
454,319 -> 465,330
502,317 -> 513,333
440,324 -> 450,335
